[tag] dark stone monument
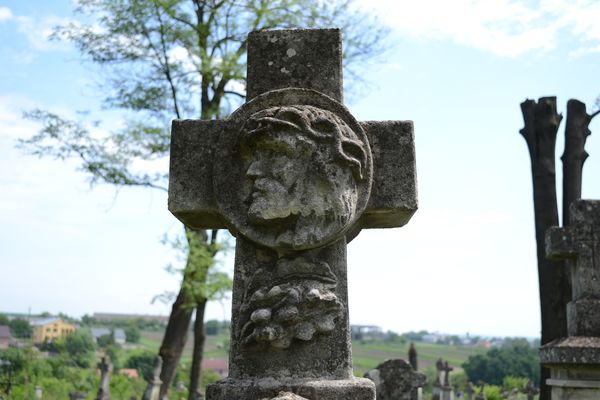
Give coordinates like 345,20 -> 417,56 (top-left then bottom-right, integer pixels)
465,382 -> 474,400
142,356 -> 163,400
168,28 -> 417,400
520,380 -> 539,400
408,342 -> 418,371
363,359 -> 426,400
540,200 -> 600,399
96,355 -> 112,400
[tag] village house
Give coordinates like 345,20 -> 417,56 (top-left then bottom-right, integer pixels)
31,318 -> 76,344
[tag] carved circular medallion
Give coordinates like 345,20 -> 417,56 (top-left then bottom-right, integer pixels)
213,88 -> 373,251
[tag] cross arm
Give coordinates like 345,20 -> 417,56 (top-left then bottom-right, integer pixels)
545,226 -> 576,260
168,119 -> 229,229
360,120 -> 418,229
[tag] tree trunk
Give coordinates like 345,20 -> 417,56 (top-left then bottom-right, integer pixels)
520,97 -> 570,400
159,284 -> 194,399
159,227 -> 210,399
188,299 -> 208,400
562,99 -> 592,225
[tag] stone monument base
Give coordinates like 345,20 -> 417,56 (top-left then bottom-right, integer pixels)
540,337 -> 600,400
206,377 -> 375,400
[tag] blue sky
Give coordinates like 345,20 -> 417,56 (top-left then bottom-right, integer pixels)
1,0 -> 599,337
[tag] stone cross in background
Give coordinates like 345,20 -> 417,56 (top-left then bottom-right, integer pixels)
142,356 -> 163,400
169,28 -> 417,400
520,380 -> 539,400
96,355 -> 112,400
364,359 -> 426,400
408,342 -> 418,371
541,200 -> 600,399
464,382 -> 474,400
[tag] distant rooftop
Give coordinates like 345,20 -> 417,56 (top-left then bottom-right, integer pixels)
31,317 -> 61,326
0,326 -> 10,338
93,312 -> 169,323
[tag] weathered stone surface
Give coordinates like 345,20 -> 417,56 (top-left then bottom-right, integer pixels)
545,200 -> 600,337
247,29 -> 343,102
540,336 -> 600,365
364,359 -> 426,400
142,356 -> 162,400
168,119 -> 417,240
213,89 -> 373,251
269,392 -> 310,400
207,377 -> 375,400
542,199 -> 600,399
168,28 -> 417,400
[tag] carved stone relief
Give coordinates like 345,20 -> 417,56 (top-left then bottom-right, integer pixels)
238,257 -> 342,350
213,88 -> 373,252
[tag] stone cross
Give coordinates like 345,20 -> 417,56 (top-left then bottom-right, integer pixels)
364,359 -> 426,400
142,356 -> 162,400
442,361 -> 453,386
169,28 -> 417,400
96,355 -> 112,400
545,199 -> 600,336
465,382 -> 474,400
520,380 -> 539,400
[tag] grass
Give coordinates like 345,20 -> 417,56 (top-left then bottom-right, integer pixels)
138,330 -> 485,377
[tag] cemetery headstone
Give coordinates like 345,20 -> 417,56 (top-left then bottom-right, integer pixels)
168,28 -> 417,400
520,380 -> 538,400
465,382 -> 474,400
540,200 -> 600,399
409,342 -> 418,371
142,356 -> 163,400
34,385 -> 42,399
96,355 -> 112,400
364,359 -> 426,400
475,384 -> 486,400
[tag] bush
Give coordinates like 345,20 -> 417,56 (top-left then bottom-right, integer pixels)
126,351 -> 157,382
462,339 -> 539,386
9,318 -> 32,338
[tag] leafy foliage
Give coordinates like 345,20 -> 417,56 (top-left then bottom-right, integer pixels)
126,350 -> 157,382
56,330 -> 96,368
125,324 -> 141,343
9,318 -> 32,339
462,339 -> 540,386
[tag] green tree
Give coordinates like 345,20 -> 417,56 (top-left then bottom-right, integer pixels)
0,314 -> 9,326
126,351 -> 157,382
124,325 -> 141,343
56,331 -> 96,368
462,339 -> 540,386
9,318 -> 32,339
20,1 -> 389,398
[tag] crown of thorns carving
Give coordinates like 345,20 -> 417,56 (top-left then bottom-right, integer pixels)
243,105 -> 368,181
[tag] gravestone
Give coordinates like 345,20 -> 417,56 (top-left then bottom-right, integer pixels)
432,358 -> 447,400
168,28 -> 417,400
465,382 -> 474,400
142,356 -> 162,400
540,200 -> 600,399
409,342 -> 418,371
441,361 -> 454,400
475,384 -> 486,400
364,359 -> 426,400
96,355 -> 112,400
520,380 -> 538,400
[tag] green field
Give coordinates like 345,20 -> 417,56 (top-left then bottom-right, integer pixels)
140,331 -> 485,376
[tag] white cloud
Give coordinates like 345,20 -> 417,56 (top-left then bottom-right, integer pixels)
15,15 -> 73,51
0,7 -> 13,22
360,0 -> 600,57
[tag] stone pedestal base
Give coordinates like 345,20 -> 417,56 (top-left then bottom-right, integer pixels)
206,377 -> 375,400
540,337 -> 600,400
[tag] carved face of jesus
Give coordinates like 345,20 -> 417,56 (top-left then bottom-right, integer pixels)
241,105 -> 367,249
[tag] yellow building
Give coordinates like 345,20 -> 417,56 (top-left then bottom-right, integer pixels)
32,318 -> 76,344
